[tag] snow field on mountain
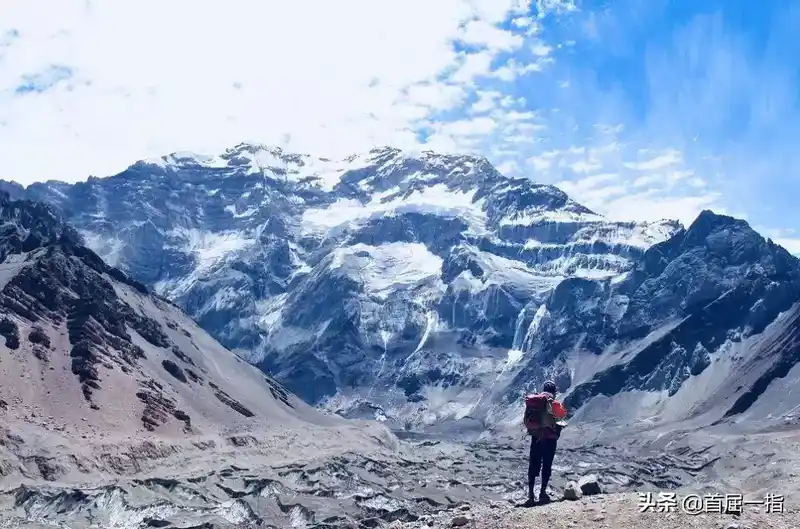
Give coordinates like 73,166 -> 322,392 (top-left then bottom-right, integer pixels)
301,183 -> 487,236
449,245 -> 563,296
330,242 -> 445,300
167,227 -> 255,271
498,207 -> 605,226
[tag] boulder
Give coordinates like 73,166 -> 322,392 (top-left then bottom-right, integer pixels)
563,481 -> 582,501
451,515 -> 470,526
578,474 -> 602,496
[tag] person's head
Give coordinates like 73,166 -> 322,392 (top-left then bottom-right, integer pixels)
542,380 -> 557,395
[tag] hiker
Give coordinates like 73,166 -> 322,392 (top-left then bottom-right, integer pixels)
523,380 -> 567,506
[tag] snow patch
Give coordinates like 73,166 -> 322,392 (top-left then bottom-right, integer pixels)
301,184 -> 487,237
571,220 -> 680,249
500,208 -> 605,226
167,228 -> 255,272
450,245 -> 564,295
290,153 -> 373,191
241,148 -> 287,176
506,348 -> 524,366
329,242 -> 445,299
168,151 -> 229,168
225,204 -> 259,218
79,230 -> 126,268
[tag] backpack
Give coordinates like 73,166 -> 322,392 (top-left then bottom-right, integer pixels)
523,392 -> 556,436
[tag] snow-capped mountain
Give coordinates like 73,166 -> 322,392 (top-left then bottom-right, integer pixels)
4,143 -> 799,434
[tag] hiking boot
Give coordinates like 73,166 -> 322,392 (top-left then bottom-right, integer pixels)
521,497 -> 537,508
538,491 -> 551,504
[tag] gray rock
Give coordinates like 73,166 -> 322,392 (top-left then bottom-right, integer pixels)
563,481 -> 582,501
451,515 -> 470,526
578,474 -> 602,496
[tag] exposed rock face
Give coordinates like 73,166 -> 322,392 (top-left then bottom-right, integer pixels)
3,146 -> 800,435
0,191 -> 359,447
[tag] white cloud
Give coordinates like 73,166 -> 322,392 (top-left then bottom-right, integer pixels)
623,149 -> 683,171
492,57 -> 553,81
600,192 -> 722,226
470,90 -> 503,113
534,0 -> 578,18
496,160 -> 520,174
557,172 -> 618,190
568,159 -> 602,173
632,174 -> 662,187
2,0 -> 794,258
437,117 -> 498,137
523,134 -> 725,227
457,19 -> 523,51
450,51 -> 497,83
512,16 -> 535,28
531,42 -> 553,57
0,0 -> 555,184
526,152 -> 556,171
403,83 -> 467,110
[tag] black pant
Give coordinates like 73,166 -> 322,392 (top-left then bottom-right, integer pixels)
528,437 -> 557,497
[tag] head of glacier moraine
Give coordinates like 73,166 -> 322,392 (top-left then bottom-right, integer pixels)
8,144 -> 800,434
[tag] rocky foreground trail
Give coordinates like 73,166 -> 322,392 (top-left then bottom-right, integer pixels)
5,427 -> 793,529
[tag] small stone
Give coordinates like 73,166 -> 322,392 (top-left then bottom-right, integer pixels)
563,481 -> 582,501
578,474 -> 602,496
459,504 -> 471,511
451,515 -> 470,527
725,524 -> 740,529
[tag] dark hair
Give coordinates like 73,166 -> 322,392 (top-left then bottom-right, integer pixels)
543,380 -> 557,394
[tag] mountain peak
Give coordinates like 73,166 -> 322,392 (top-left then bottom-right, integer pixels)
641,207 -> 800,279
679,209 -> 763,250
689,209 -> 749,230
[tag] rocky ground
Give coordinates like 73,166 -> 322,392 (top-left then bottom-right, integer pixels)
392,492 -> 799,529
3,421 -> 798,528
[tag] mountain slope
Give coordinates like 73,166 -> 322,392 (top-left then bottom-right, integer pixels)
0,191 -> 391,489
4,144 -> 800,435
557,211 -> 800,428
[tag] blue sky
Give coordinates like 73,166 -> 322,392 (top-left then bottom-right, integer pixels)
1,0 -> 798,252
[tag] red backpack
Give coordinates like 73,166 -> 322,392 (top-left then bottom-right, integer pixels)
523,392 -> 556,435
